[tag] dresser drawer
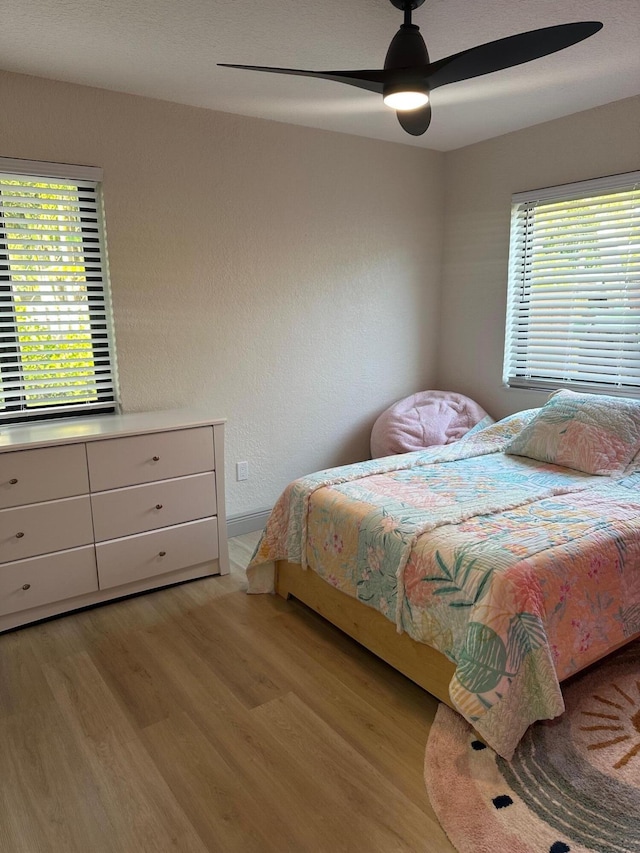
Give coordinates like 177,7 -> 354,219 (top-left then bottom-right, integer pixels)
0,444 -> 89,510
0,546 -> 98,617
86,427 -> 214,492
91,472 -> 217,541
96,517 -> 219,590
0,496 -> 94,564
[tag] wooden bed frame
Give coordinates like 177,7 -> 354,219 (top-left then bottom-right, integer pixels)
275,559 -> 456,708
276,560 -> 640,711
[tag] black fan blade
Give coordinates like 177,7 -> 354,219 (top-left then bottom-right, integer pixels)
396,103 -> 431,136
218,64 -> 387,94
426,22 -> 602,89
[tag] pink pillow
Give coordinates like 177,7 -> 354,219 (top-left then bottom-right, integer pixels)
506,389 -> 640,476
370,391 -> 491,458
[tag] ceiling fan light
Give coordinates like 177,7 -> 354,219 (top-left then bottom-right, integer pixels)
383,90 -> 429,111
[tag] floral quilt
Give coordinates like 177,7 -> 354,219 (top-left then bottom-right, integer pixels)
247,412 -> 640,758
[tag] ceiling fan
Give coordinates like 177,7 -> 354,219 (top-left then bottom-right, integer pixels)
218,1 -> 602,137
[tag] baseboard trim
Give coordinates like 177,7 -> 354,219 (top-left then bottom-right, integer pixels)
227,508 -> 272,538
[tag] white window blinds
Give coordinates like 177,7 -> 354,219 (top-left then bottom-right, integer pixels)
503,171 -> 640,396
0,159 -> 118,423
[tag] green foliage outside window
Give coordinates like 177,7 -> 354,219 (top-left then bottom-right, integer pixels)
1,179 -> 101,410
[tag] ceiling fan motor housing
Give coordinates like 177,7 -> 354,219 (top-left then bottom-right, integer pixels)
389,0 -> 427,10
383,23 -> 430,102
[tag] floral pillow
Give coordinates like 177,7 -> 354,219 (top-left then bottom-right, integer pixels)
505,389 -> 640,476
625,447 -> 640,473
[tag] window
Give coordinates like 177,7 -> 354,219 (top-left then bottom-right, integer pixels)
503,171 -> 640,396
0,158 -> 118,423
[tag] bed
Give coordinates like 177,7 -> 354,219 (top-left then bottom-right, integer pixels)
247,392 -> 640,758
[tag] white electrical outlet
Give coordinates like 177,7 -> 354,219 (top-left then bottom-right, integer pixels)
236,461 -> 249,481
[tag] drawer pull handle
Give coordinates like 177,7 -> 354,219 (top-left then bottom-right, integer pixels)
155,504 -> 163,510
22,583 -> 31,591
9,478 -> 18,485
158,551 -> 167,557
152,455 -> 160,462
16,531 -> 25,539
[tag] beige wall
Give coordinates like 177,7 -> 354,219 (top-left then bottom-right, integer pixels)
438,95 -> 640,420
0,70 -> 445,516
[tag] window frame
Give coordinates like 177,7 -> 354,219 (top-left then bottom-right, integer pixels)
0,157 -> 119,424
503,170 -> 640,398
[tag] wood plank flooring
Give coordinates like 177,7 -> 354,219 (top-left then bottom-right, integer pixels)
0,532 -> 455,852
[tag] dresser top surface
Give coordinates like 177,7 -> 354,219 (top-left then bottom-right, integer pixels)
0,410 -> 226,453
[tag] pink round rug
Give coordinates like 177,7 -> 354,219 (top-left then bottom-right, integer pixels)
425,641 -> 640,853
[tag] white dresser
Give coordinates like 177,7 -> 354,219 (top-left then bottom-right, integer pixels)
0,411 -> 228,631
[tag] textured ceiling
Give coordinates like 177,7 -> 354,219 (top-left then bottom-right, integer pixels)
1,0 -> 639,150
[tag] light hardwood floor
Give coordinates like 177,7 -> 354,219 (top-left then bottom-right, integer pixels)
0,532 -> 454,852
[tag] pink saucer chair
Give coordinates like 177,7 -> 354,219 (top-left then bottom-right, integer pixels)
370,390 -> 492,458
